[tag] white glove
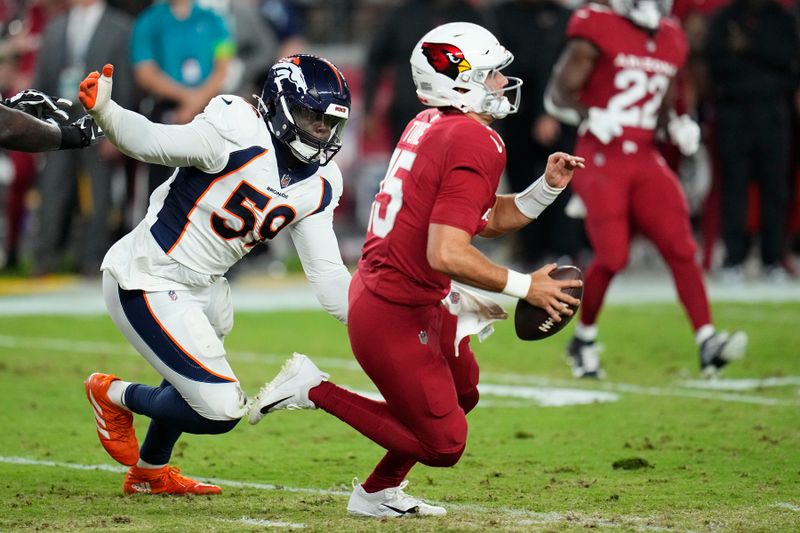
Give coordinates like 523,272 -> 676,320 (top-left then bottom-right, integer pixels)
668,113 -> 700,156
583,107 -> 623,144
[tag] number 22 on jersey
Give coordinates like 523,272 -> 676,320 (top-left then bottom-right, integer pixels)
367,148 -> 416,238
606,68 -> 669,130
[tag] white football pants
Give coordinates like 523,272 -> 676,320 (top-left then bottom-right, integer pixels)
102,271 -> 246,421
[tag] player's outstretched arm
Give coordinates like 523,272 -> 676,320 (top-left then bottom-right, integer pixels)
1,89 -> 103,151
0,104 -> 62,151
0,102 -> 101,152
79,64 -> 227,171
428,224 -> 581,321
481,152 -> 584,237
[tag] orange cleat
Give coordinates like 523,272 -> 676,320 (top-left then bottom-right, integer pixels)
84,372 -> 139,466
123,465 -> 222,495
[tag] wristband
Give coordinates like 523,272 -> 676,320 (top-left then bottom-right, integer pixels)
58,125 -> 83,150
514,175 -> 565,219
502,269 -> 531,299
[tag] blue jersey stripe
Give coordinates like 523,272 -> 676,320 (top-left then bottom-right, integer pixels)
150,146 -> 268,254
310,177 -> 333,215
117,286 -> 234,384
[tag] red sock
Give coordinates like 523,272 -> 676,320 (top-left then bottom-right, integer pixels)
361,452 -> 416,493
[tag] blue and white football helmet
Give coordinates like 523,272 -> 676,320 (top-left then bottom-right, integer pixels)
259,54 -> 351,165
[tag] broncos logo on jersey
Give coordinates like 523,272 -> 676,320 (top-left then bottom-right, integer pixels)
421,42 -> 471,80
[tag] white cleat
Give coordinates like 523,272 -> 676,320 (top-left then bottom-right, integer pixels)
248,353 -> 328,425
347,479 -> 447,518
700,330 -> 748,378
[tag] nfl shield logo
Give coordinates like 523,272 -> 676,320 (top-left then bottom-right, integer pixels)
168,290 -> 178,301
418,330 -> 428,345
280,174 -> 291,188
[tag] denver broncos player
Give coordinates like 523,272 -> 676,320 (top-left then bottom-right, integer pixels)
249,22 -> 584,517
544,0 -> 747,378
78,55 -> 351,494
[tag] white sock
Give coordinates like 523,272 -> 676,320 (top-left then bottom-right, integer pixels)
136,459 -> 166,470
574,322 -> 598,342
695,324 -> 715,346
107,380 -> 131,410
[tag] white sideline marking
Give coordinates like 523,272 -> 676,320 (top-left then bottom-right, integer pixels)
678,377 -> 800,391
0,456 -> 689,531
772,502 -> 800,512
346,385 -> 619,408
225,517 -> 306,528
1,334 -> 799,407
479,383 -> 618,406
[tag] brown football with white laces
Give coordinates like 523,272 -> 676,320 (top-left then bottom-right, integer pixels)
514,265 -> 583,341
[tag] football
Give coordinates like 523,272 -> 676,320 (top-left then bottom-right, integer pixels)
514,265 -> 583,341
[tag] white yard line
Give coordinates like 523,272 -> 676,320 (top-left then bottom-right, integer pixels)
771,502 -> 800,512
223,517 -> 306,528
0,455 -> 691,531
1,274 -> 798,316
1,334 -> 798,407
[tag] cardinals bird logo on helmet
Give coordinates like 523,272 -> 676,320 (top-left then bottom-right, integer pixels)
410,22 -> 522,119
421,43 -> 472,80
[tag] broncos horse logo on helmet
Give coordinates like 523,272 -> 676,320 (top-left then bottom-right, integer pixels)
258,54 -> 351,165
421,42 -> 472,80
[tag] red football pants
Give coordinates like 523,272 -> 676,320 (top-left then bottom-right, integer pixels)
309,271 -> 480,491
572,139 -> 711,331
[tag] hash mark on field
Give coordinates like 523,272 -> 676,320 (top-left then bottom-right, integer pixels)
225,517 -> 306,528
2,334 -> 799,407
0,456 -> 687,531
772,502 -> 800,512
679,377 -> 800,391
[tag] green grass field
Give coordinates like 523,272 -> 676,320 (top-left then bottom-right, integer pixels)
1,302 -> 799,532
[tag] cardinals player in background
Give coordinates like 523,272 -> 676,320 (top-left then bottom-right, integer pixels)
544,0 -> 747,378
249,22 -> 584,517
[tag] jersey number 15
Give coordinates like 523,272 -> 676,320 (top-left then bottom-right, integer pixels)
367,148 -> 416,238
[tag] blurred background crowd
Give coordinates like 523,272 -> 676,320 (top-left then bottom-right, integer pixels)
1,0 -> 799,283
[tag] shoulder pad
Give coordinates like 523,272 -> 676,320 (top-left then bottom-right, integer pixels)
201,95 -> 263,145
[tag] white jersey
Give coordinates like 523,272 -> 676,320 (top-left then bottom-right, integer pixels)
99,95 -> 350,322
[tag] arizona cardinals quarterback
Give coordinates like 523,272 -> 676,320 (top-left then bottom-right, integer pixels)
249,22 -> 584,518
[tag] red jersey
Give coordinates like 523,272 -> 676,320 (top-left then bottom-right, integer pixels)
568,4 -> 688,146
358,109 -> 506,306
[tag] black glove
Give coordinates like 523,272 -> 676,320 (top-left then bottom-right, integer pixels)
3,89 -> 72,123
59,115 -> 104,150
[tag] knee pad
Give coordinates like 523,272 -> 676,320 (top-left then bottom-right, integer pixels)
196,382 -> 248,421
421,442 -> 466,468
459,387 -> 480,415
662,233 -> 697,264
594,247 -> 628,275
418,413 -> 468,467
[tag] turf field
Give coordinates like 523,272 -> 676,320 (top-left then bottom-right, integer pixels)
1,301 -> 799,531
